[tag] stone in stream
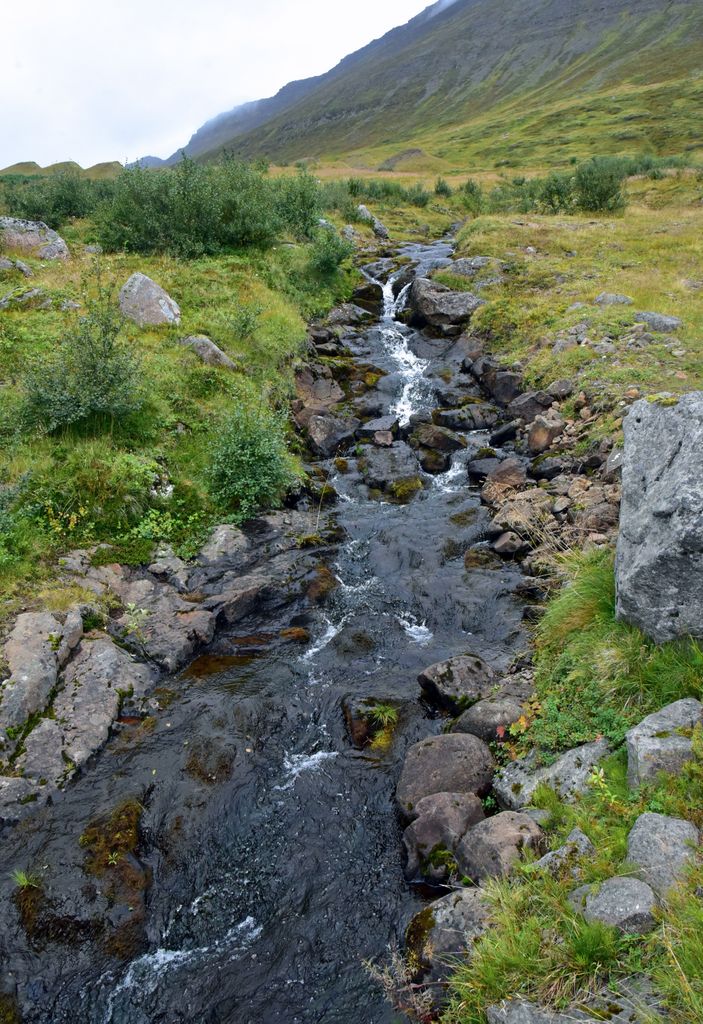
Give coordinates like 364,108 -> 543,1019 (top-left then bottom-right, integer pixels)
493,739 -> 611,810
626,812 -> 699,896
569,876 -> 658,935
327,302 -> 373,326
616,393 -> 703,642
306,413 -> 360,456
405,888 -> 492,991
408,421 -> 466,453
626,698 -> 703,787
455,811 -> 543,882
396,733 -> 495,818
0,215 -> 69,259
433,403 -> 499,431
418,653 -> 497,712
119,272 -> 181,326
357,441 -> 422,496
402,791 -> 485,881
419,448 -> 450,473
407,277 -> 483,329
356,415 -> 399,441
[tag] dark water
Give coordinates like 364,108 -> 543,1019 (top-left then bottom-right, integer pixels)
0,240 -> 525,1024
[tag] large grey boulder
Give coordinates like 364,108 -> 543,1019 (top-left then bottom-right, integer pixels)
0,611 -> 82,742
408,277 -> 483,329
402,791 -> 485,880
455,811 -> 543,881
635,311 -> 682,332
626,698 -> 703,786
569,876 -> 658,934
180,335 -> 237,370
452,697 -> 523,742
494,740 -> 611,810
406,888 -> 491,988
0,216 -> 69,260
627,812 -> 699,896
616,394 -> 703,641
119,272 -> 181,327
307,413 -> 360,456
53,638 -> 155,769
396,733 -> 495,818
418,653 -> 497,712
358,442 -> 420,490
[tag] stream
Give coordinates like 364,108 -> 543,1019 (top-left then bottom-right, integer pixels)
0,238 -> 526,1024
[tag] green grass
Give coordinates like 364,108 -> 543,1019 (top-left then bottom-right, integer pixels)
523,549 -> 703,758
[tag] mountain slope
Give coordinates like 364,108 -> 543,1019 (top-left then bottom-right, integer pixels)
183,0 -> 703,170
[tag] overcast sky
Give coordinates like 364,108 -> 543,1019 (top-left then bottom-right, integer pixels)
3,0 -> 439,169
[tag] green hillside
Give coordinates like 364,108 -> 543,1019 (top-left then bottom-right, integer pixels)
191,0 -> 703,171
0,161 -> 122,180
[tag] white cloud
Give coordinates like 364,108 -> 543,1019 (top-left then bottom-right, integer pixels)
3,0 -> 434,168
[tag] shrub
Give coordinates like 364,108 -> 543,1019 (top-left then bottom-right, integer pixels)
539,172 -> 575,214
22,283 -> 143,433
435,177 -> 453,198
274,171 -> 322,239
208,406 -> 295,521
574,159 -> 626,212
307,228 -> 354,277
2,170 -> 108,228
461,178 -> 485,216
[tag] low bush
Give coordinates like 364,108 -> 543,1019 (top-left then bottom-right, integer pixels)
207,405 -> 296,521
435,177 -> 453,198
307,228 -> 354,277
1,170 -> 112,228
574,159 -> 625,212
22,285 -> 143,433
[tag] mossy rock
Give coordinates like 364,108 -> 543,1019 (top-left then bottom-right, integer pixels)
386,476 -> 423,503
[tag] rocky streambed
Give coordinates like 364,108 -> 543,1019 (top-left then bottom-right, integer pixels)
0,234 -> 643,1023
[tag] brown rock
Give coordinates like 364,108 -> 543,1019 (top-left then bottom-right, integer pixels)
455,812 -> 543,881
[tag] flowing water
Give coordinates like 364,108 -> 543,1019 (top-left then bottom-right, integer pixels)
0,239 -> 526,1024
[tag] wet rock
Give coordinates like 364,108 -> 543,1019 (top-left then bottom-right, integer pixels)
408,277 -> 483,329
433,403 -> 499,432
356,415 -> 399,441
452,697 -> 523,742
616,394 -> 703,642
627,812 -> 699,896
406,888 -> 491,989
108,574 -> 216,673
352,281 -> 383,312
635,311 -> 682,333
507,391 -> 553,424
595,292 -> 633,306
467,457 -> 501,482
180,335 -> 237,369
493,532 -> 527,557
396,733 -> 495,818
54,639 -> 155,770
527,415 -> 564,454
0,612 -> 81,742
569,877 -> 658,935
402,791 -> 485,880
0,777 -> 38,821
494,739 -> 611,810
533,828 -> 595,875
358,442 -> 420,491
307,414 -> 360,456
0,216 -> 69,260
342,696 -> 398,748
119,272 -> 180,327
481,459 -> 528,505
418,653 -> 497,712
490,420 -> 520,446
455,811 -> 543,882
626,698 -> 703,787
198,524 -> 250,566
409,422 -> 466,453
327,302 -> 373,326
